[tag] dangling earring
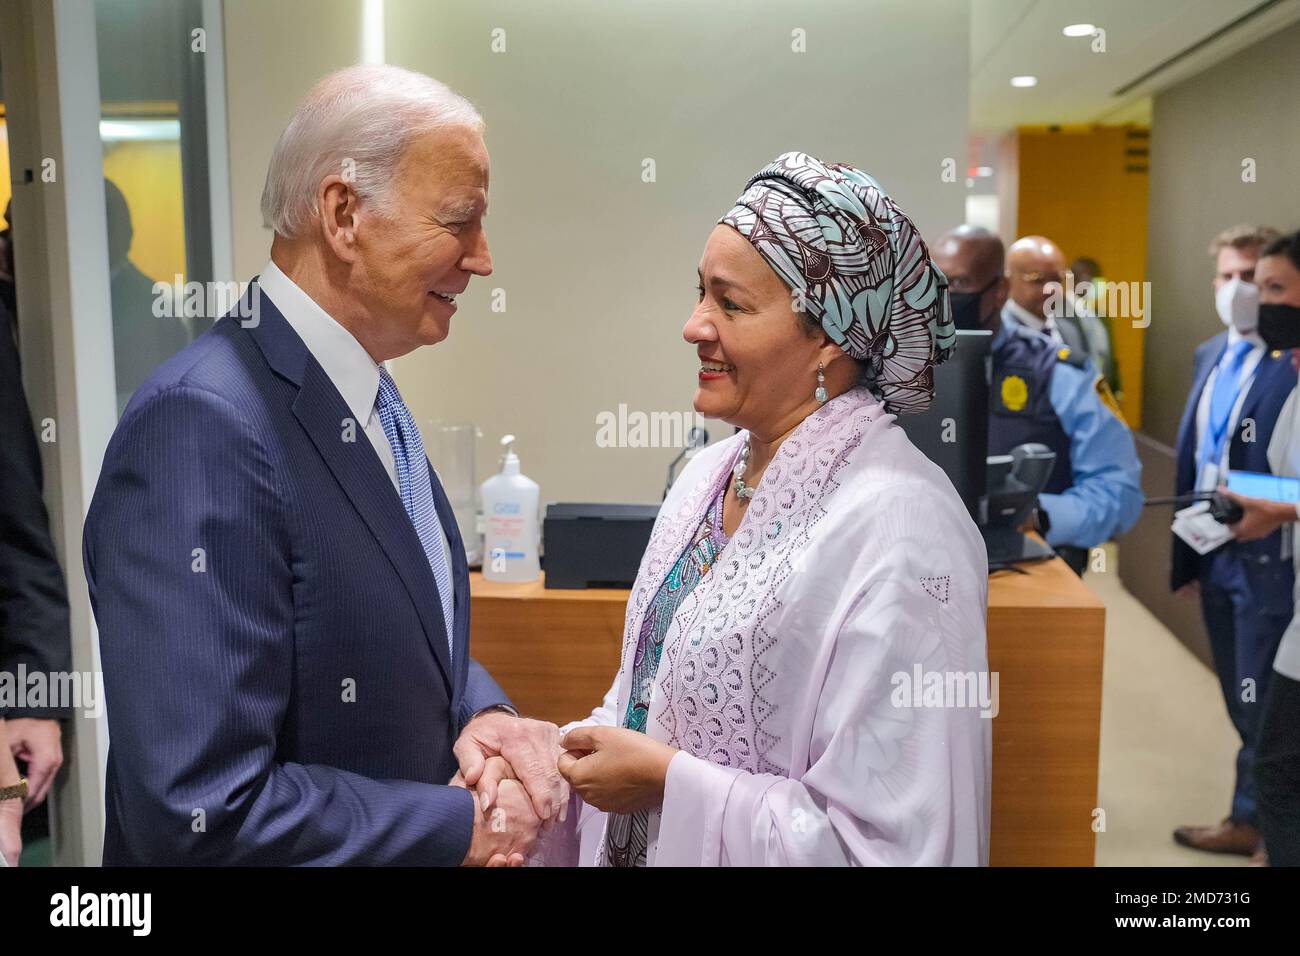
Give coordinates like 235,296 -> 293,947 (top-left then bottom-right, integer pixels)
815,362 -> 828,404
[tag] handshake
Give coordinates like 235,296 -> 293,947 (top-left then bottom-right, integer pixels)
450,709 -> 680,866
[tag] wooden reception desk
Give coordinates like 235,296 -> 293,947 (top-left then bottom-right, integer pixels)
469,553 -> 1105,866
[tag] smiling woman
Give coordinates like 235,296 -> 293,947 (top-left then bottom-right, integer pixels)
539,152 -> 991,867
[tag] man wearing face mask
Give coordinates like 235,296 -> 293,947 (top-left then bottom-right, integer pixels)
1170,224 -> 1291,864
933,226 -> 1142,575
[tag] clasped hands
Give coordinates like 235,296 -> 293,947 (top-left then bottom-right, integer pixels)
451,710 -> 678,866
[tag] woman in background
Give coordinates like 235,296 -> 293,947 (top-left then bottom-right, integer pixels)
1221,229 -> 1300,866
537,152 -> 991,866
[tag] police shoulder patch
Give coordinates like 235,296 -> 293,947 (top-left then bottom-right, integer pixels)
1094,376 -> 1128,425
1055,346 -> 1087,369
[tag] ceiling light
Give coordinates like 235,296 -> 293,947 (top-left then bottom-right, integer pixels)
1062,23 -> 1096,37
1010,75 -> 1038,88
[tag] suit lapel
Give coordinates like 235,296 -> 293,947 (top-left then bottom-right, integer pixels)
1181,335 -> 1225,438
1236,349 -> 1283,428
244,286 -> 454,693
425,464 -> 470,712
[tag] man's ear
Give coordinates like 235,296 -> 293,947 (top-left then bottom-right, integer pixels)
317,175 -> 360,264
993,275 -> 1010,311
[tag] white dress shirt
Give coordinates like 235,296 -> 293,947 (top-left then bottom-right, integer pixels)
1193,327 -> 1266,490
257,261 -> 455,600
1002,299 -> 1059,341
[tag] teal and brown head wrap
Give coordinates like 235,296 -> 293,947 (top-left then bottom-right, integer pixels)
719,151 -> 955,415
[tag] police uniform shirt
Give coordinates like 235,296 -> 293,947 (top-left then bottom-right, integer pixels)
995,306 -> 1143,549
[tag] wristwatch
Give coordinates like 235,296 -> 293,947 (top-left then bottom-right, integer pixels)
0,779 -> 27,803
471,704 -> 519,720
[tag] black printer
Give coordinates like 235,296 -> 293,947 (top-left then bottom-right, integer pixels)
542,503 -> 659,589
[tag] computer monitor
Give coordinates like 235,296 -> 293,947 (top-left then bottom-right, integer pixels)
895,329 -> 991,521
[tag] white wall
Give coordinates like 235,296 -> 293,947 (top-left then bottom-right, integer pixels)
1143,18 -> 1300,445
385,0 -> 970,503
224,0 -> 970,504
223,0 -> 368,281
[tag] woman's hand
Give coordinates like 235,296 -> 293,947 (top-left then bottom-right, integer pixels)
557,726 -> 677,815
1220,487 -> 1298,542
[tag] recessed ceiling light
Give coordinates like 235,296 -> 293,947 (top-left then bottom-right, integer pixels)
1063,23 -> 1096,37
1010,75 -> 1038,88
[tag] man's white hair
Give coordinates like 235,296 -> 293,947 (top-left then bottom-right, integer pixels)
260,64 -> 483,239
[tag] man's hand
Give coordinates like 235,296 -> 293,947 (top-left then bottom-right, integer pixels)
556,726 -> 677,815
0,722 -> 22,865
0,799 -> 19,866
1221,487 -> 1297,542
456,778 -> 542,867
1174,580 -> 1201,601
5,718 -> 63,810
453,711 -> 567,823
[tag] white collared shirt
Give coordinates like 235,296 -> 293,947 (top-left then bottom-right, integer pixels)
257,260 -> 454,598
1002,299 -> 1060,342
1193,326 -> 1266,489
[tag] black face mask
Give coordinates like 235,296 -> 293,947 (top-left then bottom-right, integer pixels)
949,276 -> 1000,331
1258,302 -> 1300,351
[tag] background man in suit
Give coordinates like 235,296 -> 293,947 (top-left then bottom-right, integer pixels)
84,65 -> 565,866
1,294 -> 73,867
1170,223 -> 1291,864
104,179 -> 191,415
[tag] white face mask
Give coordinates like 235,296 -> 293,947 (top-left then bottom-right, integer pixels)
1216,276 -> 1259,333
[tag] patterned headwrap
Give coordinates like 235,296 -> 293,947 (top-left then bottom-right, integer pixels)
719,151 -> 955,415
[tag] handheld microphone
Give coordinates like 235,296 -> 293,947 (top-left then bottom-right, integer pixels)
1144,491 -> 1243,525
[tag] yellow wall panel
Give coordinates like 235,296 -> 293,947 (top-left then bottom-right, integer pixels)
102,140 -> 186,286
0,121 -> 11,217
1017,125 -> 1150,427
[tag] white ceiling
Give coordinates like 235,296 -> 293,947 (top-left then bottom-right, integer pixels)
971,0 -> 1300,130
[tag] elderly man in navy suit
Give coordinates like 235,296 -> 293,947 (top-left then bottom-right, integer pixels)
84,65 -> 564,866
1170,224 -> 1292,864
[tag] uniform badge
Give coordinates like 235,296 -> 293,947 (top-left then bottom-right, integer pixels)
1000,373 -> 1029,412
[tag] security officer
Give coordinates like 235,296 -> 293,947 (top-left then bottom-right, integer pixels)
932,226 -> 1143,574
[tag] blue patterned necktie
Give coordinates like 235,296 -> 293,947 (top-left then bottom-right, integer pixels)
375,368 -> 455,661
1201,340 -> 1254,476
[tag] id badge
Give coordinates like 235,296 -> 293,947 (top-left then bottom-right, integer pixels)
1196,462 -> 1220,493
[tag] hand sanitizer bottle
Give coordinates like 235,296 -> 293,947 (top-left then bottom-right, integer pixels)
480,434 -> 541,583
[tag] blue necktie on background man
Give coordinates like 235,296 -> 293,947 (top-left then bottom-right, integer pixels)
1199,340 -> 1254,485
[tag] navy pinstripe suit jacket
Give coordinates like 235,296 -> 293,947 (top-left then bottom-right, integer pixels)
84,284 -> 511,865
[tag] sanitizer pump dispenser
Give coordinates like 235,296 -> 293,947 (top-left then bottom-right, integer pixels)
480,434 -> 541,583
